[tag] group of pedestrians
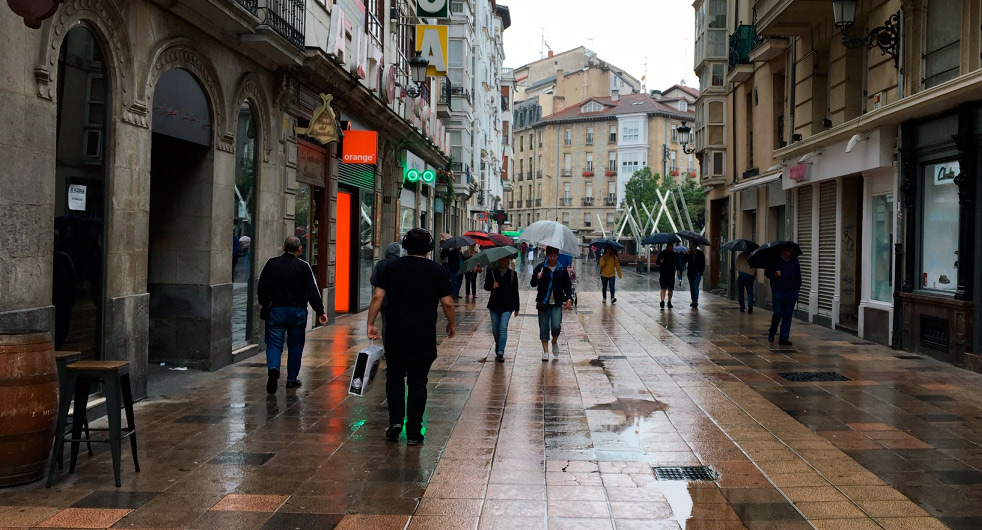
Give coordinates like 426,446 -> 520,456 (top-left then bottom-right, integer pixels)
649,243 -> 706,309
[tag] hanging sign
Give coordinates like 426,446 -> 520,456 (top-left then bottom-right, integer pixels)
341,130 -> 378,165
295,94 -> 340,144
68,184 -> 86,211
789,163 -> 809,183
415,25 -> 448,77
416,0 -> 448,18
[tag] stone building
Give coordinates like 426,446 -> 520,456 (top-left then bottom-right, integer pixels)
507,89 -> 696,245
694,0 -> 982,367
0,0 -> 449,397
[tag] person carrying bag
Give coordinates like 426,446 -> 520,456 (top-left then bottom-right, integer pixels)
485,257 -> 519,363
530,246 -> 573,361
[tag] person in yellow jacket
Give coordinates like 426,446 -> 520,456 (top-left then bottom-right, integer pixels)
599,246 -> 623,304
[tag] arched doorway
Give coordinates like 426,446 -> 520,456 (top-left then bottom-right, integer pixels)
53,26 -> 110,359
148,68 -> 216,367
232,102 -> 257,347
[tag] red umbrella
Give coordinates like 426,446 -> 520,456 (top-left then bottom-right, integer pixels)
463,231 -> 495,247
488,233 -> 515,247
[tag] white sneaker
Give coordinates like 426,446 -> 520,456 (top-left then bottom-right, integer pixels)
542,350 -> 549,361
551,342 -> 559,356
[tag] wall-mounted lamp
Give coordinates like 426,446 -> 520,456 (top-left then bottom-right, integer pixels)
398,51 -> 431,99
832,1 -> 900,70
845,132 -> 870,153
799,150 -> 823,164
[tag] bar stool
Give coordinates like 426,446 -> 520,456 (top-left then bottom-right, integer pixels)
46,360 -> 139,488
53,351 -> 92,469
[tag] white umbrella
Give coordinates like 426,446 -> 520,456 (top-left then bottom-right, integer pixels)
518,220 -> 579,256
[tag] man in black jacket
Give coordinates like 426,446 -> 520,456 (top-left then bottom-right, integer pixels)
530,247 -> 573,361
258,236 -> 327,395
686,245 -> 707,308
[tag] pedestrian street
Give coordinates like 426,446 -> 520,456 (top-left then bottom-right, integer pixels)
5,263 -> 980,529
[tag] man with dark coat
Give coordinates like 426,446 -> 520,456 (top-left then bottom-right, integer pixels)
686,245 -> 706,308
764,246 -> 802,346
368,229 -> 455,446
656,243 -> 680,309
370,242 -> 402,342
258,236 -> 327,395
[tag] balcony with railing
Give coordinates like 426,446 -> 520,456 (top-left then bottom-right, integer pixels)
516,172 -> 523,181
258,0 -> 305,49
536,199 -> 542,207
726,24 -> 760,83
235,0 -> 258,15
508,200 -> 514,209
525,199 -> 532,207
536,170 -> 543,178
233,0 -> 305,65
605,197 -> 617,206
581,197 -> 594,206
559,198 -> 572,206
562,169 -> 572,177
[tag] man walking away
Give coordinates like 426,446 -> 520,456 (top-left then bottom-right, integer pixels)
258,236 -> 327,395
485,256 -> 520,362
764,246 -> 802,346
736,251 -> 757,313
656,243 -> 679,309
531,247 -> 573,361
599,247 -> 622,304
370,242 -> 402,342
367,229 -> 455,446
442,246 -> 464,299
687,245 -> 706,308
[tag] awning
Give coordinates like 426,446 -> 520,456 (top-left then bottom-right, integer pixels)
731,169 -> 782,192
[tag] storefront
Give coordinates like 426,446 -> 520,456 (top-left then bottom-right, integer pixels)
782,128 -> 896,344
335,121 -> 379,314
898,105 -> 979,368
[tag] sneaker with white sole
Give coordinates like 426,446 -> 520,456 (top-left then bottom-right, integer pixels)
551,342 -> 559,356
541,350 -> 549,361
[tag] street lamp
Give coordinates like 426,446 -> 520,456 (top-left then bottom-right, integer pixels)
402,52 -> 430,98
831,0 -> 900,70
678,121 -> 695,155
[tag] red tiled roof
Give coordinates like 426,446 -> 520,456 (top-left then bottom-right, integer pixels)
537,92 -> 695,125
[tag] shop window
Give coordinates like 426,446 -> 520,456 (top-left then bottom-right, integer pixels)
870,194 -> 893,302
920,161 -> 959,292
923,0 -> 961,88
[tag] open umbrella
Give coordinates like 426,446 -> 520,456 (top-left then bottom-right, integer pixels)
458,246 -> 520,274
747,240 -> 802,269
439,232 -> 452,242
676,230 -> 710,246
463,230 -> 494,246
590,239 -> 625,252
721,239 -> 759,252
488,233 -> 515,247
674,245 -> 689,254
641,232 -> 682,245
440,235 -> 476,250
518,220 -> 579,255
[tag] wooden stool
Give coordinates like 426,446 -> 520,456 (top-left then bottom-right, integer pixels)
53,351 -> 92,468
46,360 -> 139,488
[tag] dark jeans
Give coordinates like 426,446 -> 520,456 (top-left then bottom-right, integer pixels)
738,272 -> 755,309
601,276 -> 616,299
465,272 -> 477,296
688,273 -> 702,304
769,289 -> 798,341
265,306 -> 307,382
385,353 -> 435,437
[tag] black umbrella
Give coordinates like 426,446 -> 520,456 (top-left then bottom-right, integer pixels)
440,235 -> 476,249
641,232 -> 682,245
747,240 -> 802,269
590,239 -> 625,252
676,230 -> 710,246
721,239 -> 760,252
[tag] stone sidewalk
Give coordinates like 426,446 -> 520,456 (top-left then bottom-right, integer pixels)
3,279 -> 979,529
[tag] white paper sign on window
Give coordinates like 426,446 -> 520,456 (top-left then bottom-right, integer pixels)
68,184 -> 86,211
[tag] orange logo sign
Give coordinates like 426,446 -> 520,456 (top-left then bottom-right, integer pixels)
342,130 -> 378,165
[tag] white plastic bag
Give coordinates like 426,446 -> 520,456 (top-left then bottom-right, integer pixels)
349,343 -> 384,396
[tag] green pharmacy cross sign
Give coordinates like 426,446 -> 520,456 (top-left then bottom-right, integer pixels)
404,167 -> 436,184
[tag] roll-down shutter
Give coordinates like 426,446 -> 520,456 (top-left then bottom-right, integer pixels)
338,162 -> 376,190
817,181 -> 837,316
797,185 -> 813,313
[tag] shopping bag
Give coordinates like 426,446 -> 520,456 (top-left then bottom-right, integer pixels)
349,342 -> 383,396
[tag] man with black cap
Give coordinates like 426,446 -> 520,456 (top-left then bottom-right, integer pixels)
258,235 -> 328,395
368,228 -> 455,446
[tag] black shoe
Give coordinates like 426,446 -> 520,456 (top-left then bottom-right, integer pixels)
667,302 -> 673,309
611,298 -> 616,304
748,306 -> 753,314
740,307 -> 745,312
660,301 -> 665,309
767,333 -> 775,343
496,354 -> 504,363
385,424 -> 402,440
779,340 -> 793,347
266,369 -> 279,395
285,380 -> 302,389
406,435 -> 424,446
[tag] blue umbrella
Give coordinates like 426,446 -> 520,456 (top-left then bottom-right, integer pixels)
721,239 -> 760,252
440,235 -> 476,249
641,232 -> 682,245
676,230 -> 710,246
590,239 -> 625,252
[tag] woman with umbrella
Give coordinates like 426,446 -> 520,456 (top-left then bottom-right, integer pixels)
484,252 -> 520,363
530,246 -> 573,361
752,242 -> 802,346
597,243 -> 623,304
722,239 -> 760,313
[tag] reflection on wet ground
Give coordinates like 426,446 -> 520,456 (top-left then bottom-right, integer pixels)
4,262 -> 972,528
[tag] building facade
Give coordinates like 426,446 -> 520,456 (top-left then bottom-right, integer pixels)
0,0 -> 451,397
695,0 -> 982,369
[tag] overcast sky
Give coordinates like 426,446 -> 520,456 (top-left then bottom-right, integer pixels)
502,1 -> 699,92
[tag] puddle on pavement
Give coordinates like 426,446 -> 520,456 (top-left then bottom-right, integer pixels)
657,480 -> 694,527
588,398 -> 668,435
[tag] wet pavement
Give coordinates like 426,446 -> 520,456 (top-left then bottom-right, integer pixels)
3,261 -> 980,529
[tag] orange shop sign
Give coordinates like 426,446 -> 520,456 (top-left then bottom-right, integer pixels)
342,130 -> 378,165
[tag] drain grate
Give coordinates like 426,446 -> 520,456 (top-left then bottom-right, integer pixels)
653,466 -> 718,481
597,355 -> 627,360
778,371 -> 851,382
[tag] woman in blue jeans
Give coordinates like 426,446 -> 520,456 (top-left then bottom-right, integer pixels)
530,247 -> 573,361
484,256 -> 520,362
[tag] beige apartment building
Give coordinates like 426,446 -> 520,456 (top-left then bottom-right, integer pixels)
507,89 -> 696,247
695,0 -> 982,370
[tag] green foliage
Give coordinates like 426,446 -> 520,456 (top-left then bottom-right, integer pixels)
618,167 -> 707,236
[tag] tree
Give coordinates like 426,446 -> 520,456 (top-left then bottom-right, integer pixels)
618,167 -> 706,236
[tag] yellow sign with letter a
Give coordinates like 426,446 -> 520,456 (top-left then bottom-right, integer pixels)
415,25 -> 448,77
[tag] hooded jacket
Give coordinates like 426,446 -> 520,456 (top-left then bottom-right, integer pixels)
530,262 -> 572,307
484,265 -> 520,312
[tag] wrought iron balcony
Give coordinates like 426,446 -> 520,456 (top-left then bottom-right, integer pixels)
728,24 -> 763,70
536,170 -> 543,178
508,201 -> 514,208
605,197 -> 617,206
536,199 -> 542,206
562,169 -> 572,177
581,197 -> 594,206
559,198 -> 572,206
259,0 -> 305,49
525,199 -> 532,207
235,0 -> 259,15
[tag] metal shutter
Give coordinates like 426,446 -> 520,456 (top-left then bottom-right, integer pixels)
338,162 -> 376,189
816,181 -> 837,316
797,185 -> 813,312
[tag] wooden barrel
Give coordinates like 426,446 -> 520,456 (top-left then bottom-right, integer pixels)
0,330 -> 58,487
